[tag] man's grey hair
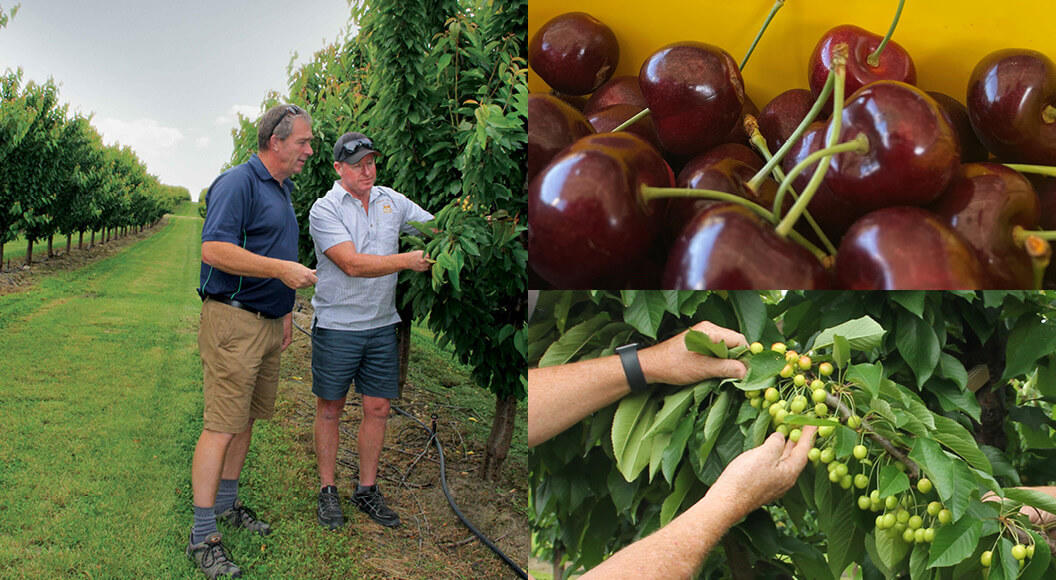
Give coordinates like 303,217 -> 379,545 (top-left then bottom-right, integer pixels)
256,104 -> 312,151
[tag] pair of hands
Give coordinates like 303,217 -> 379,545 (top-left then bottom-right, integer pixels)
642,320 -> 818,513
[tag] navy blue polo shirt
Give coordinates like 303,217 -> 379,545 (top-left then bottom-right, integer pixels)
199,154 -> 299,318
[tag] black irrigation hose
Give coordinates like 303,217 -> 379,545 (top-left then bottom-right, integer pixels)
292,319 -> 529,579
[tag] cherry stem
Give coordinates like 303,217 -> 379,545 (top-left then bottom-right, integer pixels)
866,0 -> 906,68
745,120 -> 838,255
774,135 -> 867,237
1044,105 -> 1056,124
610,108 -> 652,133
747,71 -> 835,192
740,0 -> 785,71
1013,225 -> 1056,243
639,185 -> 829,261
775,44 -> 851,239
1004,163 -> 1056,178
825,392 -> 921,480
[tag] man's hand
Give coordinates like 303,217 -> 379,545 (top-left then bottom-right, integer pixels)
639,320 -> 748,386
405,250 -> 433,272
280,261 -> 318,289
707,425 -> 818,518
281,313 -> 293,351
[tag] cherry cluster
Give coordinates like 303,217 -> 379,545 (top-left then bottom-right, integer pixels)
527,10 -> 1056,290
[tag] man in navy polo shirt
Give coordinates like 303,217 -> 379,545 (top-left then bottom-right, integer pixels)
187,104 -> 318,579
308,132 -> 433,530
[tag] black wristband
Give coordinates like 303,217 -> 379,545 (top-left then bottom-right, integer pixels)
616,343 -> 649,393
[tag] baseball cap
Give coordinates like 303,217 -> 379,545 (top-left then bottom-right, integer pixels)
333,132 -> 381,164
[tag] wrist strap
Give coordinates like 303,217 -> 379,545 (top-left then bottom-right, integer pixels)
616,343 -> 648,393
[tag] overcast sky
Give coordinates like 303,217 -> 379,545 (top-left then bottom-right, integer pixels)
0,0 -> 353,201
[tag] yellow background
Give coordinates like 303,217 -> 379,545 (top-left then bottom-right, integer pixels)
528,0 -> 1056,108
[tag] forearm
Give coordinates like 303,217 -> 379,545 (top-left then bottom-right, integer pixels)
528,356 -> 629,447
334,252 -> 409,278
202,241 -> 295,279
582,493 -> 742,580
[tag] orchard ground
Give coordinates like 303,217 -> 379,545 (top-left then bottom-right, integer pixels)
0,202 -> 528,579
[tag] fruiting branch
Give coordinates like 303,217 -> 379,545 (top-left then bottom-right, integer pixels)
825,391 -> 921,480
740,0 -> 786,71
866,0 -> 906,67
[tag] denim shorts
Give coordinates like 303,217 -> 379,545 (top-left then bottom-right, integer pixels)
311,323 -> 399,400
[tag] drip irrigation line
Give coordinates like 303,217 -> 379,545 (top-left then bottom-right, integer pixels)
292,317 -> 528,579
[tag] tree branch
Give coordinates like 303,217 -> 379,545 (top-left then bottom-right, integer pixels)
825,392 -> 921,480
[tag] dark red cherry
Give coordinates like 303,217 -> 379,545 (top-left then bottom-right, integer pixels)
528,132 -> 674,288
527,93 -> 594,185
835,206 -> 988,289
662,203 -> 830,289
758,88 -> 814,152
808,24 -> 916,113
529,12 -> 619,95
586,104 -> 663,152
927,91 -> 990,163
966,49 -> 1056,165
583,75 -> 647,116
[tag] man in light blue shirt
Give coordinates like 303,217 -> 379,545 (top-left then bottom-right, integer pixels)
308,132 -> 433,529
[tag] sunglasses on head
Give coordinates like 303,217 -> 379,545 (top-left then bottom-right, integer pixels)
338,138 -> 375,163
267,105 -> 303,140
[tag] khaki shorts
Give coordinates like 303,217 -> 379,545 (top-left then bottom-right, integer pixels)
198,298 -> 284,433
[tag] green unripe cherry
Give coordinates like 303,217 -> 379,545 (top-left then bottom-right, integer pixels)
1011,544 -> 1027,561
828,469 -> 841,483
854,474 -> 869,489
847,415 -> 862,429
923,528 -> 935,543
926,501 -> 942,516
779,364 -> 794,378
819,362 -> 834,376
908,515 -> 923,530
818,425 -> 834,438
834,462 -> 848,477
771,342 -> 787,354
798,355 -> 812,371
812,388 -> 828,403
902,528 -> 916,543
1027,544 -> 1035,558
749,397 -> 761,408
980,550 -> 992,567
913,528 -> 926,543
895,509 -> 910,524
764,387 -> 780,402
882,513 -> 896,529
885,495 -> 898,510
793,374 -> 807,387
789,396 -> 807,414
815,403 -> 829,417
749,341 -> 764,354
820,448 -> 835,464
937,508 -> 952,525
776,424 -> 790,436
853,444 -> 868,460
810,378 -> 825,391
839,474 -> 852,489
789,428 -> 802,443
917,477 -> 933,494
858,495 -> 871,510
808,447 -> 821,463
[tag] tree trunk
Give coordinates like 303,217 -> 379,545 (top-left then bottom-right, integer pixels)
78,231 -> 84,250
397,317 -> 412,397
90,230 -> 95,248
0,243 -> 4,269
47,235 -> 53,258
551,546 -> 566,580
482,394 -> 518,481
66,234 -> 72,255
723,535 -> 755,580
26,239 -> 33,266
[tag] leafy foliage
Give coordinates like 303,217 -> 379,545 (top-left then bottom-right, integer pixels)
530,291 -> 1056,578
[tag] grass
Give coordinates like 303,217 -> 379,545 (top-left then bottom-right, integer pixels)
0,201 -> 527,578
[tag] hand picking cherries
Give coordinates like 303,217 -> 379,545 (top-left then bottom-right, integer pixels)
528,2 -> 1056,289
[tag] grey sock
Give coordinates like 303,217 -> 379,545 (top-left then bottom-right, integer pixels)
192,505 -> 218,544
356,484 -> 376,494
214,479 -> 239,513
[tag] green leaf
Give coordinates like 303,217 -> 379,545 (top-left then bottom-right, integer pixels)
892,291 -> 926,318
662,411 -> 696,484
704,390 -> 732,443
1003,487 -> 1056,516
615,396 -> 660,482
937,353 -> 968,390
872,527 -> 912,574
813,315 -> 886,352
926,515 -> 981,568
539,312 -> 611,367
895,309 -> 941,388
622,291 -> 668,340
833,335 -> 850,369
660,463 -> 694,526
611,391 -> 651,462
648,431 -> 672,482
1003,314 -> 1056,380
747,407 -> 772,449
731,351 -> 785,391
729,290 -> 767,342
1020,529 -> 1051,580
878,464 -> 911,497
684,329 -> 728,359
846,362 -> 883,398
908,543 -> 932,580
641,388 -> 697,439
606,468 -> 640,515
931,414 -> 993,474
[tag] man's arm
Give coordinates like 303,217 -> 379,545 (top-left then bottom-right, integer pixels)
527,321 -> 748,448
323,241 -> 431,278
582,426 -> 818,579
202,241 -> 317,289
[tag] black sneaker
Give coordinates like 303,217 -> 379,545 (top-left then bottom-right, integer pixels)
186,533 -> 242,579
350,485 -> 401,528
217,500 -> 271,536
317,486 -> 345,530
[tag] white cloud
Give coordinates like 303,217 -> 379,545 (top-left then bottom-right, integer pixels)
195,136 -> 211,149
214,104 -> 260,127
94,117 -> 185,151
